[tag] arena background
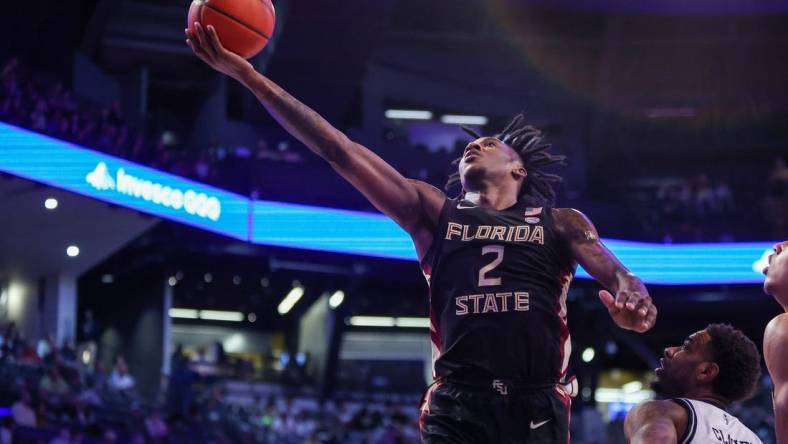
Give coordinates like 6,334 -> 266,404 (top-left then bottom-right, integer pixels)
0,0 -> 786,442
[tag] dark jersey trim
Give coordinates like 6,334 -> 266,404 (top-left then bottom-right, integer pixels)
671,398 -> 697,444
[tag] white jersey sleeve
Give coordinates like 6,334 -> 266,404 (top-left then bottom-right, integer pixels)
672,398 -> 763,444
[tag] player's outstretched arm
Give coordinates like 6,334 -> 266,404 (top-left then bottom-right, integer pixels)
764,315 -> 788,443
553,208 -> 657,333
624,400 -> 686,444
185,24 -> 444,256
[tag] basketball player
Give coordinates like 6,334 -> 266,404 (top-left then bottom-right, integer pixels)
763,240 -> 788,443
186,23 -> 657,443
625,324 -> 763,444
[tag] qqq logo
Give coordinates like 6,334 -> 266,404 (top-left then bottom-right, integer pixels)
86,162 -> 222,222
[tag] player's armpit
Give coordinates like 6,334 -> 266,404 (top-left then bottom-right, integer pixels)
624,400 -> 686,444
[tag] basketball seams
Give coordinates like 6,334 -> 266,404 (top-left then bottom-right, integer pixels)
203,2 -> 272,40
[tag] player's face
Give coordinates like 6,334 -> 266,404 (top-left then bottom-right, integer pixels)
652,330 -> 712,398
764,241 -> 788,299
458,137 -> 525,190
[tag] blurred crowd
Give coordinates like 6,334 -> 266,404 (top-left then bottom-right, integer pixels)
0,58 -> 308,198
0,321 -> 421,444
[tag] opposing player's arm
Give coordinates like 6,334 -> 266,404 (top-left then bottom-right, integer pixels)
765,315 -> 788,443
624,400 -> 687,444
185,24 -> 444,255
553,208 -> 656,332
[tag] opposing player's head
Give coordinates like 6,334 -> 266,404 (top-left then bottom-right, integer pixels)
764,240 -> 788,308
445,114 -> 566,205
652,324 -> 760,404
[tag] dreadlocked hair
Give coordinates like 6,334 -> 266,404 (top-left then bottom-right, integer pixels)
444,114 -> 567,206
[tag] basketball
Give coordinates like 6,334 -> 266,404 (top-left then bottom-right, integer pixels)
187,0 -> 275,59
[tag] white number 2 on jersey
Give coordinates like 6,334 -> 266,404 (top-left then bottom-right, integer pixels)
478,245 -> 504,287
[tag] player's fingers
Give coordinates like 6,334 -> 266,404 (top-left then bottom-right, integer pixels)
634,295 -> 652,317
192,23 -> 210,55
598,290 -> 618,312
186,39 -> 208,60
205,25 -> 225,55
614,291 -> 628,309
641,305 -> 658,331
624,292 -> 641,311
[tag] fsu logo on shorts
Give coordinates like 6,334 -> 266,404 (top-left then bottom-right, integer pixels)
524,207 -> 542,224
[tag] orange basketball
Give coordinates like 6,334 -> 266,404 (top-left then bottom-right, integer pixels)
188,0 -> 276,59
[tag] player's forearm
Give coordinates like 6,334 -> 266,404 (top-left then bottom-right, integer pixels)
614,268 -> 646,295
236,66 -> 351,163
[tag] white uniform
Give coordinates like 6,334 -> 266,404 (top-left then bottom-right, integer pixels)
672,398 -> 763,444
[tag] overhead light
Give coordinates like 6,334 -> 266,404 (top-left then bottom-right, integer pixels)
277,284 -> 305,315
200,310 -> 244,322
232,275 -> 241,286
622,381 -> 643,394
440,114 -> 488,125
347,316 -> 396,327
66,245 -> 80,257
328,290 -> 345,309
582,347 -> 595,363
248,313 -> 257,323
260,277 -> 270,288
169,308 -> 199,319
395,317 -> 430,328
346,316 -> 430,328
384,109 -> 433,120
594,387 -> 653,404
44,198 -> 58,210
101,274 -> 114,284
168,276 -> 177,287
204,273 -> 213,283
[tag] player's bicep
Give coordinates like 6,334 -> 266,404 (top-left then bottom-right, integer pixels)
328,141 -> 443,233
554,208 -> 626,288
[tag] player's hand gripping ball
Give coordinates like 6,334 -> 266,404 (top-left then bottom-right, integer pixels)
187,0 -> 275,59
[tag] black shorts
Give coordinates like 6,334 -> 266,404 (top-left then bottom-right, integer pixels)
419,380 -> 571,444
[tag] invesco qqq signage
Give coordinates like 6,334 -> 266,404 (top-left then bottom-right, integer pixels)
0,122 -> 248,239
0,121 -> 777,285
86,162 -> 221,222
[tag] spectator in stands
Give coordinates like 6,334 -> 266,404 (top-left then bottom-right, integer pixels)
145,407 -> 169,440
71,399 -> 96,427
49,428 -> 72,444
107,356 -> 135,392
12,389 -> 37,427
0,417 -> 13,444
40,367 -> 71,397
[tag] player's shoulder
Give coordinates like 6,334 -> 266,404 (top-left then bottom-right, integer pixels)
625,399 -> 688,438
632,399 -> 688,418
766,312 -> 788,333
764,313 -> 788,381
551,208 -> 598,239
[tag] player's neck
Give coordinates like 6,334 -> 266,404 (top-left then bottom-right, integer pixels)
464,186 -> 519,211
687,389 -> 729,410
775,291 -> 788,313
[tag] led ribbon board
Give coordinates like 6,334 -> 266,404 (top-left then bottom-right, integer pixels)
0,122 -> 249,240
0,121 -> 776,285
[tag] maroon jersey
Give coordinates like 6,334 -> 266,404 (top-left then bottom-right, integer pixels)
421,197 -> 576,384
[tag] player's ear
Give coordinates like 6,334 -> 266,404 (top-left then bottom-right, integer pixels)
512,164 -> 527,181
696,361 -> 719,384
